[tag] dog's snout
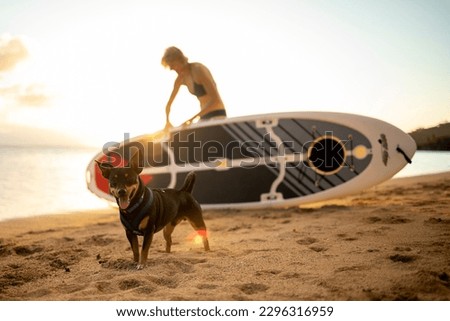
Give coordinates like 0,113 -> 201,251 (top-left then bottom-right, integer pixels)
118,189 -> 127,197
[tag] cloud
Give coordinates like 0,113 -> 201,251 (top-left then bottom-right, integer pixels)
15,84 -> 50,107
0,84 -> 50,108
0,35 -> 50,108
0,35 -> 29,72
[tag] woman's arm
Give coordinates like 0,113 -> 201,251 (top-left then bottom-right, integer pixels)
165,76 -> 183,128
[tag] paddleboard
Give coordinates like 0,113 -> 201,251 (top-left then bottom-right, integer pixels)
86,112 -> 416,209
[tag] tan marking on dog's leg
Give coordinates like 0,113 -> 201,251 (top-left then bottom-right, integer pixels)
186,209 -> 210,251
139,217 -> 149,232
202,235 -> 210,251
163,224 -> 176,253
138,231 -> 154,270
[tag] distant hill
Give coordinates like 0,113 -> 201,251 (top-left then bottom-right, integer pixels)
409,123 -> 450,151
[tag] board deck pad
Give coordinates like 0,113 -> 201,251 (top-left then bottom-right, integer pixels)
86,112 -> 416,209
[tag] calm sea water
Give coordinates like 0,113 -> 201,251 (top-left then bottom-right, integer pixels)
0,146 -> 449,221
0,146 -> 109,221
393,150 -> 450,179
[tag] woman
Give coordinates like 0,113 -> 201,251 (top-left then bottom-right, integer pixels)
161,47 -> 226,130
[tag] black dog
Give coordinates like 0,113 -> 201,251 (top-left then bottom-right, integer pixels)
96,154 -> 210,269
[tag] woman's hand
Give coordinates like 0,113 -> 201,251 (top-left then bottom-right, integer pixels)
164,121 -> 173,132
182,115 -> 200,127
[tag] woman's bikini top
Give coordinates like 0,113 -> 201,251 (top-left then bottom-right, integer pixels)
190,82 -> 206,97
187,65 -> 207,97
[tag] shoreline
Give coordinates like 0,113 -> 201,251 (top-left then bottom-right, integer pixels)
1,172 -> 449,300
1,171 -> 448,226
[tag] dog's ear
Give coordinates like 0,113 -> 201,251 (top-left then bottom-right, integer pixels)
129,151 -> 143,175
95,160 -> 114,178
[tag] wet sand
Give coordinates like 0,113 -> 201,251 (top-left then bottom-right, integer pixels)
0,172 -> 449,300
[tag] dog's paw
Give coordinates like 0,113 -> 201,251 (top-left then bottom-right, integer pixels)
136,264 -> 145,270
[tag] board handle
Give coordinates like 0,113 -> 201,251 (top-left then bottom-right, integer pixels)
260,192 -> 284,202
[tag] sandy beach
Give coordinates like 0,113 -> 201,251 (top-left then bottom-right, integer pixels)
0,172 -> 449,301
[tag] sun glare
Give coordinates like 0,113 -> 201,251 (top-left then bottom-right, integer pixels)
188,230 -> 209,246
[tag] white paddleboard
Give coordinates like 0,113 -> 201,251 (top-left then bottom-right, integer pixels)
86,112 -> 416,209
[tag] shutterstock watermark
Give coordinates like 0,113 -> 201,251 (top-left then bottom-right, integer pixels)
100,131 -> 352,173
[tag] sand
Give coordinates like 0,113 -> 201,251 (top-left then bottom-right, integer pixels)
0,172 -> 449,301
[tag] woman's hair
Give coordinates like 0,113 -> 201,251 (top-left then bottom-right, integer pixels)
161,46 -> 188,67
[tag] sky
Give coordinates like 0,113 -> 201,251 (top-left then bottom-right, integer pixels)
0,0 -> 449,147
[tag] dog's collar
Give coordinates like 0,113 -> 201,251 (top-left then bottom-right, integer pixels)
119,186 -> 154,236
125,190 -> 147,213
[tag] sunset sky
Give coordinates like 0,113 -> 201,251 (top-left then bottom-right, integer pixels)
0,0 -> 449,147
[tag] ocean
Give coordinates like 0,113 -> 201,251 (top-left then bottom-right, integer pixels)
0,146 -> 449,221
0,145 -> 109,221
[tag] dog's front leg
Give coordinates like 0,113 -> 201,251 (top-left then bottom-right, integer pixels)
138,230 -> 154,270
126,230 -> 140,264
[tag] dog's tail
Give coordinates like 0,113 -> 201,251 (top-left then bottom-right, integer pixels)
180,172 -> 196,194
